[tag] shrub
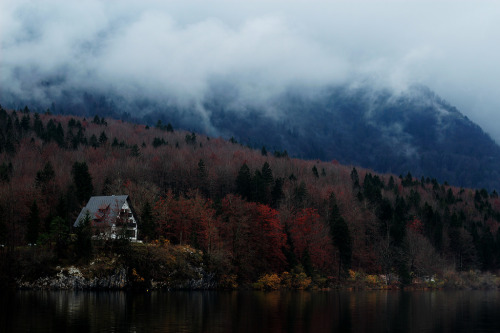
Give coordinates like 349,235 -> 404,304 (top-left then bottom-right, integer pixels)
280,267 -> 312,290
253,273 -> 281,290
219,274 -> 238,289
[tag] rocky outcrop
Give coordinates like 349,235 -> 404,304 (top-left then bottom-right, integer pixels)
16,265 -> 217,290
17,266 -> 128,290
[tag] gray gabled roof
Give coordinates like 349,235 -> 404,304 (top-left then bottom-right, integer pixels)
73,195 -> 129,227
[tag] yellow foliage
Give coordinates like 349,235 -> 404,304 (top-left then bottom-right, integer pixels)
364,274 -> 380,286
254,273 -> 281,290
348,269 -> 357,281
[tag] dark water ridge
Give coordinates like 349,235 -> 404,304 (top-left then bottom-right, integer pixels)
2,290 -> 500,332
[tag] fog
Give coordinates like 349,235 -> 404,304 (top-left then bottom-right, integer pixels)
1,0 -> 500,141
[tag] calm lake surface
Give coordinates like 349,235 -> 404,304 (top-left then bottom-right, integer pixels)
2,290 -> 500,332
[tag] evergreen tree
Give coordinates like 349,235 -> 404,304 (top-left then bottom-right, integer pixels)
328,193 -> 352,277
377,198 -> 393,239
72,161 -> 93,203
185,132 -> 197,145
350,167 -> 360,188
90,134 -> 99,148
261,146 -> 268,156
479,229 -> 495,270
388,176 -> 395,190
140,201 -> 155,241
102,177 -> 113,195
391,196 -> 407,246
50,216 -> 69,258
293,181 -> 308,207
75,211 -> 93,261
98,131 -> 108,145
197,159 -> 207,180
26,201 -> 40,244
20,114 -> 30,131
252,162 -> 274,204
261,162 -> 274,187
155,120 -> 166,130
35,161 -> 55,189
131,144 -> 140,157
312,165 -> 319,178
236,163 -> 252,200
197,159 -> 209,196
271,177 -> 284,208
55,123 -> 65,147
5,136 -> 16,155
55,195 -> 69,224
33,113 -> 44,138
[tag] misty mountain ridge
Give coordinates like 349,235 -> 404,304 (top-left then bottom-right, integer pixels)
2,82 -> 500,191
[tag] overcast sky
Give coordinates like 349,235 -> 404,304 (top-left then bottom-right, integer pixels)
1,0 -> 500,141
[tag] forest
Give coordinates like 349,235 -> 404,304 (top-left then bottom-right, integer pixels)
1,105 -> 500,289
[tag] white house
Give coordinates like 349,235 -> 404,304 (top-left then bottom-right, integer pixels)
74,195 -> 138,241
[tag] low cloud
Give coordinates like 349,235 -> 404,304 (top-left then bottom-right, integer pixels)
2,0 -> 500,141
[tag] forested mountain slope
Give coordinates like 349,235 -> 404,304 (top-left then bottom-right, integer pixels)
1,105 -> 500,287
4,84 -> 500,191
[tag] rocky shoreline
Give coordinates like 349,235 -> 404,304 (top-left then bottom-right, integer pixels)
16,265 -> 217,290
16,266 -> 128,290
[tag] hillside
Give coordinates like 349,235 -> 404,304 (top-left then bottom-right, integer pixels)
5,84 -> 500,191
1,105 -> 500,289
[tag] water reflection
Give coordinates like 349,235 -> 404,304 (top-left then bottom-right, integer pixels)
2,290 -> 500,332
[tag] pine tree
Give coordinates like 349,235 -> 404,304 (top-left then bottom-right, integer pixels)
261,146 -> 268,156
99,131 -> 108,145
26,201 -> 40,244
312,165 -> 319,178
197,159 -> 209,196
140,201 -> 155,241
35,162 -> 55,189
72,161 -> 93,203
236,163 -> 252,200
33,113 -> 44,138
131,144 -> 140,157
350,167 -> 360,188
328,193 -> 352,277
90,134 -> 99,148
50,216 -> 69,258
75,211 -> 93,261
20,114 -> 31,131
197,159 -> 207,180
271,177 -> 284,208
391,196 -> 407,246
261,162 -> 274,187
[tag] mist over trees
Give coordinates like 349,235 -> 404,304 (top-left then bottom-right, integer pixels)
6,84 -> 500,192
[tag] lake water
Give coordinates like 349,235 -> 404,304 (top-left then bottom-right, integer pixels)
2,290 -> 500,332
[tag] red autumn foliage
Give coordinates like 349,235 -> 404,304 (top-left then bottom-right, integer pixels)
287,208 -> 334,272
154,190 -> 216,251
218,194 -> 287,280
